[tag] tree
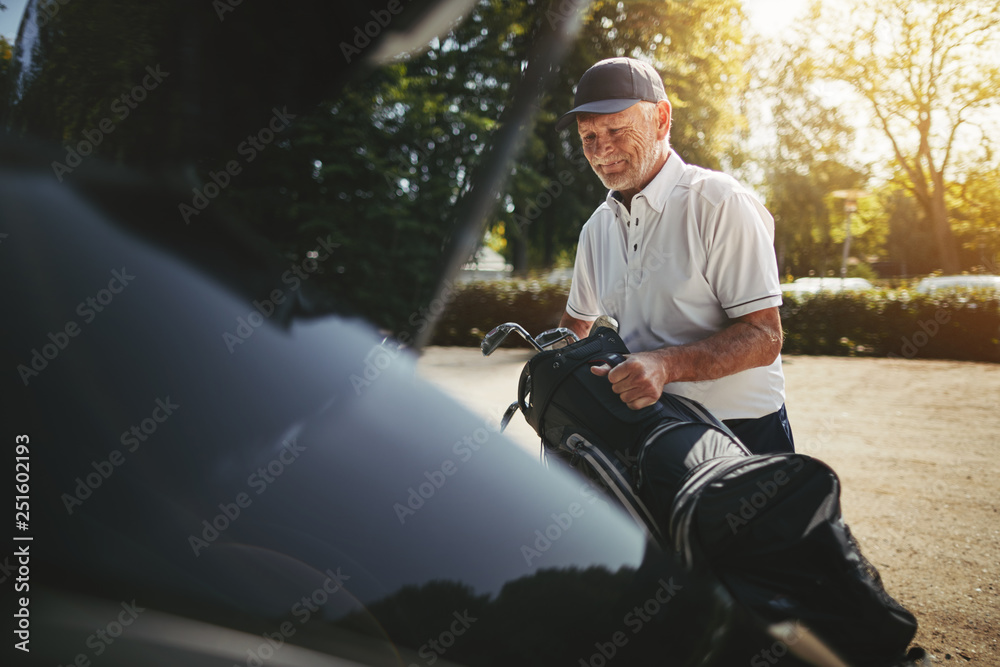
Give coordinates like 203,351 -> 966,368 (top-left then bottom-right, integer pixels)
949,164 -> 1000,271
214,0 -> 537,330
0,36 -> 11,125
807,0 -> 1000,273
751,39 -> 869,277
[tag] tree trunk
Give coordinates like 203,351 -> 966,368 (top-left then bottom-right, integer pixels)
509,235 -> 529,277
929,177 -> 960,273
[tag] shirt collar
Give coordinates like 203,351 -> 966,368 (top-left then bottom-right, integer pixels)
604,148 -> 685,216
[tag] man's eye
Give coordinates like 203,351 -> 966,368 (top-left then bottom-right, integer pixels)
610,127 -> 623,134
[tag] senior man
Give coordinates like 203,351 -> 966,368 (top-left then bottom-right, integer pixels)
556,57 -> 793,455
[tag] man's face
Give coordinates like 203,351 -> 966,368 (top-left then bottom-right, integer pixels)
577,103 -> 664,195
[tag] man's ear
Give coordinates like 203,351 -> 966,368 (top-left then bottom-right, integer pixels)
656,100 -> 671,140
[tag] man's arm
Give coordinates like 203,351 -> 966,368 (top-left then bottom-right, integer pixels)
559,311 -> 595,342
592,307 -> 783,410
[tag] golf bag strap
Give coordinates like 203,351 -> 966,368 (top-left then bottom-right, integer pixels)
566,433 -> 665,545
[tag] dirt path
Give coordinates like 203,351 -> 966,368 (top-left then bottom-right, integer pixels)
416,349 -> 1000,664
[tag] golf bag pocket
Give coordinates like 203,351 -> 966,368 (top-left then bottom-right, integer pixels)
669,454 -> 919,666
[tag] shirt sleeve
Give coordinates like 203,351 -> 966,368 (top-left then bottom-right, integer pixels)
703,192 -> 783,319
566,225 -> 600,321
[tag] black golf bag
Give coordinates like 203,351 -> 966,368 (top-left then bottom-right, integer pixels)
517,327 -> 919,666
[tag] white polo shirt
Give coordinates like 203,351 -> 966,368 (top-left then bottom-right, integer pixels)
566,149 -> 785,420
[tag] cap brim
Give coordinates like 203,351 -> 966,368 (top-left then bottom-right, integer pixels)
554,99 -> 641,132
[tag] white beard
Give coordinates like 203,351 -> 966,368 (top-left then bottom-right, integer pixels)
593,142 -> 663,194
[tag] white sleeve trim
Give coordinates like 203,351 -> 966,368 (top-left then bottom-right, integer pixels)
724,293 -> 783,319
565,302 -> 599,321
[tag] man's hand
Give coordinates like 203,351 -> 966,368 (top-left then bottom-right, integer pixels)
586,307 -> 784,411
591,351 -> 667,410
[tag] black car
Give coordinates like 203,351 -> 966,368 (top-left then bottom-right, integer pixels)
1,1 -> 818,665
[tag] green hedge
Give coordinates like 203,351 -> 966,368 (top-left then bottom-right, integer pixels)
780,289 -> 1000,362
429,280 -> 1000,362
430,279 -> 571,347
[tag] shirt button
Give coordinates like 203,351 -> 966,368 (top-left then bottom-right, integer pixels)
633,244 -> 638,251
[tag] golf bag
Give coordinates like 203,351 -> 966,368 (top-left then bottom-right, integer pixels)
517,327 -> 918,666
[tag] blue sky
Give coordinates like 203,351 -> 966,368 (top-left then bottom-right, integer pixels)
1,0 -> 28,41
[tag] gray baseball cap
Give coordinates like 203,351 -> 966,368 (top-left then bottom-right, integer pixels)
555,57 -> 667,132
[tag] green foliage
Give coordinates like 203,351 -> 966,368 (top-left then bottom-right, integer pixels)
786,0 -> 1000,274
430,279 -> 571,346
5,0 -> 755,335
951,166 -> 1000,271
207,1 -> 542,332
751,38 -> 871,277
780,289 -> 1000,362
751,0 -> 1000,277
7,1 -> 181,165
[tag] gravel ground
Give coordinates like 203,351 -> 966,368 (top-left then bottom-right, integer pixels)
416,349 -> 1000,665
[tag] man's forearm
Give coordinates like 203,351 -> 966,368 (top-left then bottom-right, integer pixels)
559,311 -> 595,342
646,315 -> 782,384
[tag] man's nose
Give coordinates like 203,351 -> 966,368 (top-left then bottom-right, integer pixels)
594,132 -> 614,156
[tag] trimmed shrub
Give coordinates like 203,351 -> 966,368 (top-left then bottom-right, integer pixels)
430,279 -> 571,347
780,289 -> 1000,362
428,279 -> 1000,363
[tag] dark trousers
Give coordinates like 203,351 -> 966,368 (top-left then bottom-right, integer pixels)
723,404 -> 795,455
